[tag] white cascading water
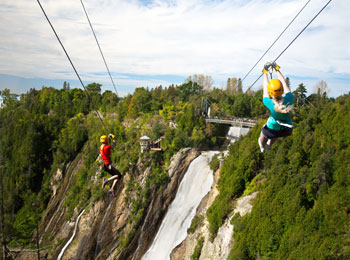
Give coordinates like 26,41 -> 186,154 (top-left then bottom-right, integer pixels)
57,209 -> 85,260
142,151 -> 217,260
226,126 -> 250,141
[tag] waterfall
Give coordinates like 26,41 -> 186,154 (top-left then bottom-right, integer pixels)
57,209 -> 85,260
142,151 -> 217,260
226,126 -> 250,140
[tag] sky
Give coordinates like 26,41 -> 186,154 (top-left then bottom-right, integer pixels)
0,0 -> 349,97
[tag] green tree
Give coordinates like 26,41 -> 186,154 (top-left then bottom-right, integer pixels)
178,81 -> 202,101
101,90 -> 119,112
0,88 -> 18,107
225,93 -> 350,259
159,103 -> 176,121
237,78 -> 243,93
232,93 -> 251,117
62,81 -> 70,90
294,83 -> 307,107
86,82 -> 102,94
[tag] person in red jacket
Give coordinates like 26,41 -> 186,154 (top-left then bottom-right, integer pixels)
99,134 -> 122,197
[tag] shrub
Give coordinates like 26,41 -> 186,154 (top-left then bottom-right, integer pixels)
191,237 -> 205,260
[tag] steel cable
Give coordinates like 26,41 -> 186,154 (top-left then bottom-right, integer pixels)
37,0 -> 107,130
247,0 -> 333,91
241,0 -> 312,83
80,0 -> 118,96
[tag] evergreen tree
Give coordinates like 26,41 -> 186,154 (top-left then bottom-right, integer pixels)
294,83 -> 307,107
237,78 -> 243,93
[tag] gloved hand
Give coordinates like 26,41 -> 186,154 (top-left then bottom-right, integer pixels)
272,62 -> 280,71
108,134 -> 115,139
262,62 -> 272,74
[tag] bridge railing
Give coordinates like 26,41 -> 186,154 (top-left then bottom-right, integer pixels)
205,117 -> 257,127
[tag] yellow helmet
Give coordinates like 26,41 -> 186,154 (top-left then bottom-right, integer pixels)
267,79 -> 283,97
100,135 -> 108,143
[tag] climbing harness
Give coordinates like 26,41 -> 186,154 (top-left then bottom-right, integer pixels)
276,120 -> 293,129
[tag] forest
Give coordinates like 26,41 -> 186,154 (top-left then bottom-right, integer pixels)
0,79 -> 264,251
0,77 -> 349,259
207,91 -> 350,259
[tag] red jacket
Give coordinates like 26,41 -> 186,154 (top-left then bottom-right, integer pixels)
99,145 -> 111,165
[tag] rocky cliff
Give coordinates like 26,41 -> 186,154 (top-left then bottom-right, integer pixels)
17,126 -> 253,260
170,168 -> 257,260
18,148 -> 199,260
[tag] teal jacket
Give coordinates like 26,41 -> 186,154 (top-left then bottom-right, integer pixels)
263,92 -> 294,131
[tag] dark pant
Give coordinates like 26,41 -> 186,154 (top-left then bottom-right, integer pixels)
262,124 -> 293,139
103,164 -> 122,179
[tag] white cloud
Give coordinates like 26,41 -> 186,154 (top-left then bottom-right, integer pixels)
0,0 -> 349,96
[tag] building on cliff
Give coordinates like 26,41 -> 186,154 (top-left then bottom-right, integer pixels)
140,135 -> 164,153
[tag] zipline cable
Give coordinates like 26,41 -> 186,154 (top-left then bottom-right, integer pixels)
36,0 -> 107,130
80,0 -> 118,96
241,0 -> 312,83
247,0 -> 333,91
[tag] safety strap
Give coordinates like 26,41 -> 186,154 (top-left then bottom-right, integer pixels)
276,120 -> 293,128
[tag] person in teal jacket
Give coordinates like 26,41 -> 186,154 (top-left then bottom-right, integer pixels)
258,62 -> 294,152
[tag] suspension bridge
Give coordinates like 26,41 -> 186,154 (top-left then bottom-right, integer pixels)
205,117 -> 256,128
201,97 -> 257,128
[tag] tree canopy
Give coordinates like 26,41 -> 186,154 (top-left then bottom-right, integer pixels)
206,92 -> 350,260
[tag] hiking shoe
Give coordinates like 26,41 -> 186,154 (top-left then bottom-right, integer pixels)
109,189 -> 116,197
258,138 -> 265,153
102,178 -> 108,189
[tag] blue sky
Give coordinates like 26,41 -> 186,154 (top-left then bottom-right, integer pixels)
0,0 -> 349,97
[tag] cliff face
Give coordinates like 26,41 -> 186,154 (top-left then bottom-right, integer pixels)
18,148 -> 199,260
15,126 -> 254,260
169,127 -> 255,260
170,168 -> 257,260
